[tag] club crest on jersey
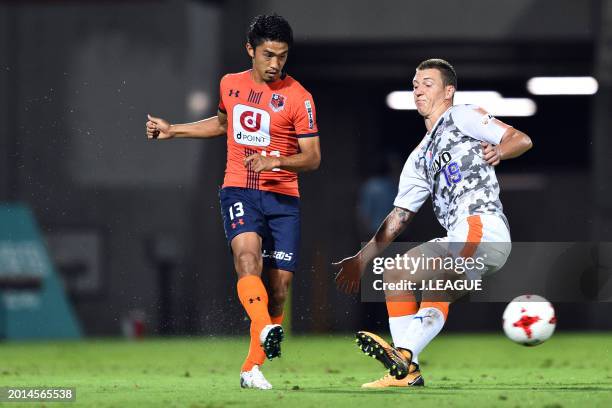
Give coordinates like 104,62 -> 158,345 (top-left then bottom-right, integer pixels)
269,93 -> 286,112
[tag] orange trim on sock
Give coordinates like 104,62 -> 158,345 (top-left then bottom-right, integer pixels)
386,293 -> 417,317
460,215 -> 483,258
386,299 -> 418,317
420,301 -> 449,320
271,313 -> 284,325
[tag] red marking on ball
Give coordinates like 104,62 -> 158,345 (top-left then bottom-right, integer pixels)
513,315 -> 541,338
549,316 -> 557,324
521,308 -> 526,313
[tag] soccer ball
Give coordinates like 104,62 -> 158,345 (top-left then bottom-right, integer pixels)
502,295 -> 556,346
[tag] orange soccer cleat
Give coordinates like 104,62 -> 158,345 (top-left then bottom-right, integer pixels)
361,362 -> 424,388
355,331 -> 413,379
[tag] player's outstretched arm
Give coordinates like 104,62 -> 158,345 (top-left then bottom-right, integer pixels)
146,111 -> 228,140
333,207 -> 416,294
244,136 -> 321,173
481,128 -> 533,166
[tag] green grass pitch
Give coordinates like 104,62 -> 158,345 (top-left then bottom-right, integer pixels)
0,333 -> 611,407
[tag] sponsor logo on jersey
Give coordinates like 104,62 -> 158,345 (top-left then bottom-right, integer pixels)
269,93 -> 286,112
232,104 -> 271,146
304,100 -> 314,129
430,150 -> 452,174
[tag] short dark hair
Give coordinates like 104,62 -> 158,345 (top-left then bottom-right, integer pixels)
417,58 -> 457,88
247,14 -> 293,49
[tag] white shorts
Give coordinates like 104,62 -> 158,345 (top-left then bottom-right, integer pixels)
428,214 -> 512,280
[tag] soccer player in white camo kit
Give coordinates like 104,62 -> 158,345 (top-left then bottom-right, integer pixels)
334,59 -> 532,388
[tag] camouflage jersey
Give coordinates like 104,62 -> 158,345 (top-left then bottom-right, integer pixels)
394,104 -> 511,231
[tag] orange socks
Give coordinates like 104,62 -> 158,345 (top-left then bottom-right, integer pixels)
241,314 -> 284,372
271,314 -> 284,326
237,275 -> 272,329
387,298 -> 419,317
237,275 -> 278,373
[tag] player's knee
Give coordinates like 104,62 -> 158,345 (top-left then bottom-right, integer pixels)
235,251 -> 261,276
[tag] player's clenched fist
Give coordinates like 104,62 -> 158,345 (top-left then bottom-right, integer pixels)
481,141 -> 502,166
244,154 -> 281,173
332,255 -> 365,294
146,114 -> 173,140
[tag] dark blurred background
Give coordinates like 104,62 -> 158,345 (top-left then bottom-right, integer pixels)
0,0 -> 610,338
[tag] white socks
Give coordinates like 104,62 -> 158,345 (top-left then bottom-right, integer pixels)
389,314 -> 414,346
396,307 -> 446,359
388,314 -> 418,364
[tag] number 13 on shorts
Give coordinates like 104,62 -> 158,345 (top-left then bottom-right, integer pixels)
229,202 -> 244,220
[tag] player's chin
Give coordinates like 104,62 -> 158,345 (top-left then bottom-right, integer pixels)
264,72 -> 279,82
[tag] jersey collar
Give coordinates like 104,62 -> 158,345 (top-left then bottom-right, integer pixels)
426,105 -> 453,137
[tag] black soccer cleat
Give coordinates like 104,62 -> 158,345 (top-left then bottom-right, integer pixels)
260,324 -> 284,360
355,331 -> 412,380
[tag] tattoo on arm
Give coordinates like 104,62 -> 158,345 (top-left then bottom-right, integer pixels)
358,207 -> 415,264
375,207 -> 414,242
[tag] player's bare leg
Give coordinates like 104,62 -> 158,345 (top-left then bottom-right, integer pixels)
256,268 -> 291,360
266,268 -> 292,319
258,269 -> 291,360
232,232 -> 264,279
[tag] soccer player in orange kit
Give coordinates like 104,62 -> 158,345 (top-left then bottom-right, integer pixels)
146,14 -> 321,390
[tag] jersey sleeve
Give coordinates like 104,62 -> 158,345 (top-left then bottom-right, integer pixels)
292,91 -> 319,138
393,149 -> 431,213
452,105 -> 511,145
218,76 -> 227,114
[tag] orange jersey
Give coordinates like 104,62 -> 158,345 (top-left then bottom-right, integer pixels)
218,70 -> 319,197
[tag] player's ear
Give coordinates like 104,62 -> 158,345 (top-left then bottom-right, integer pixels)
246,42 -> 255,59
445,85 -> 456,101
